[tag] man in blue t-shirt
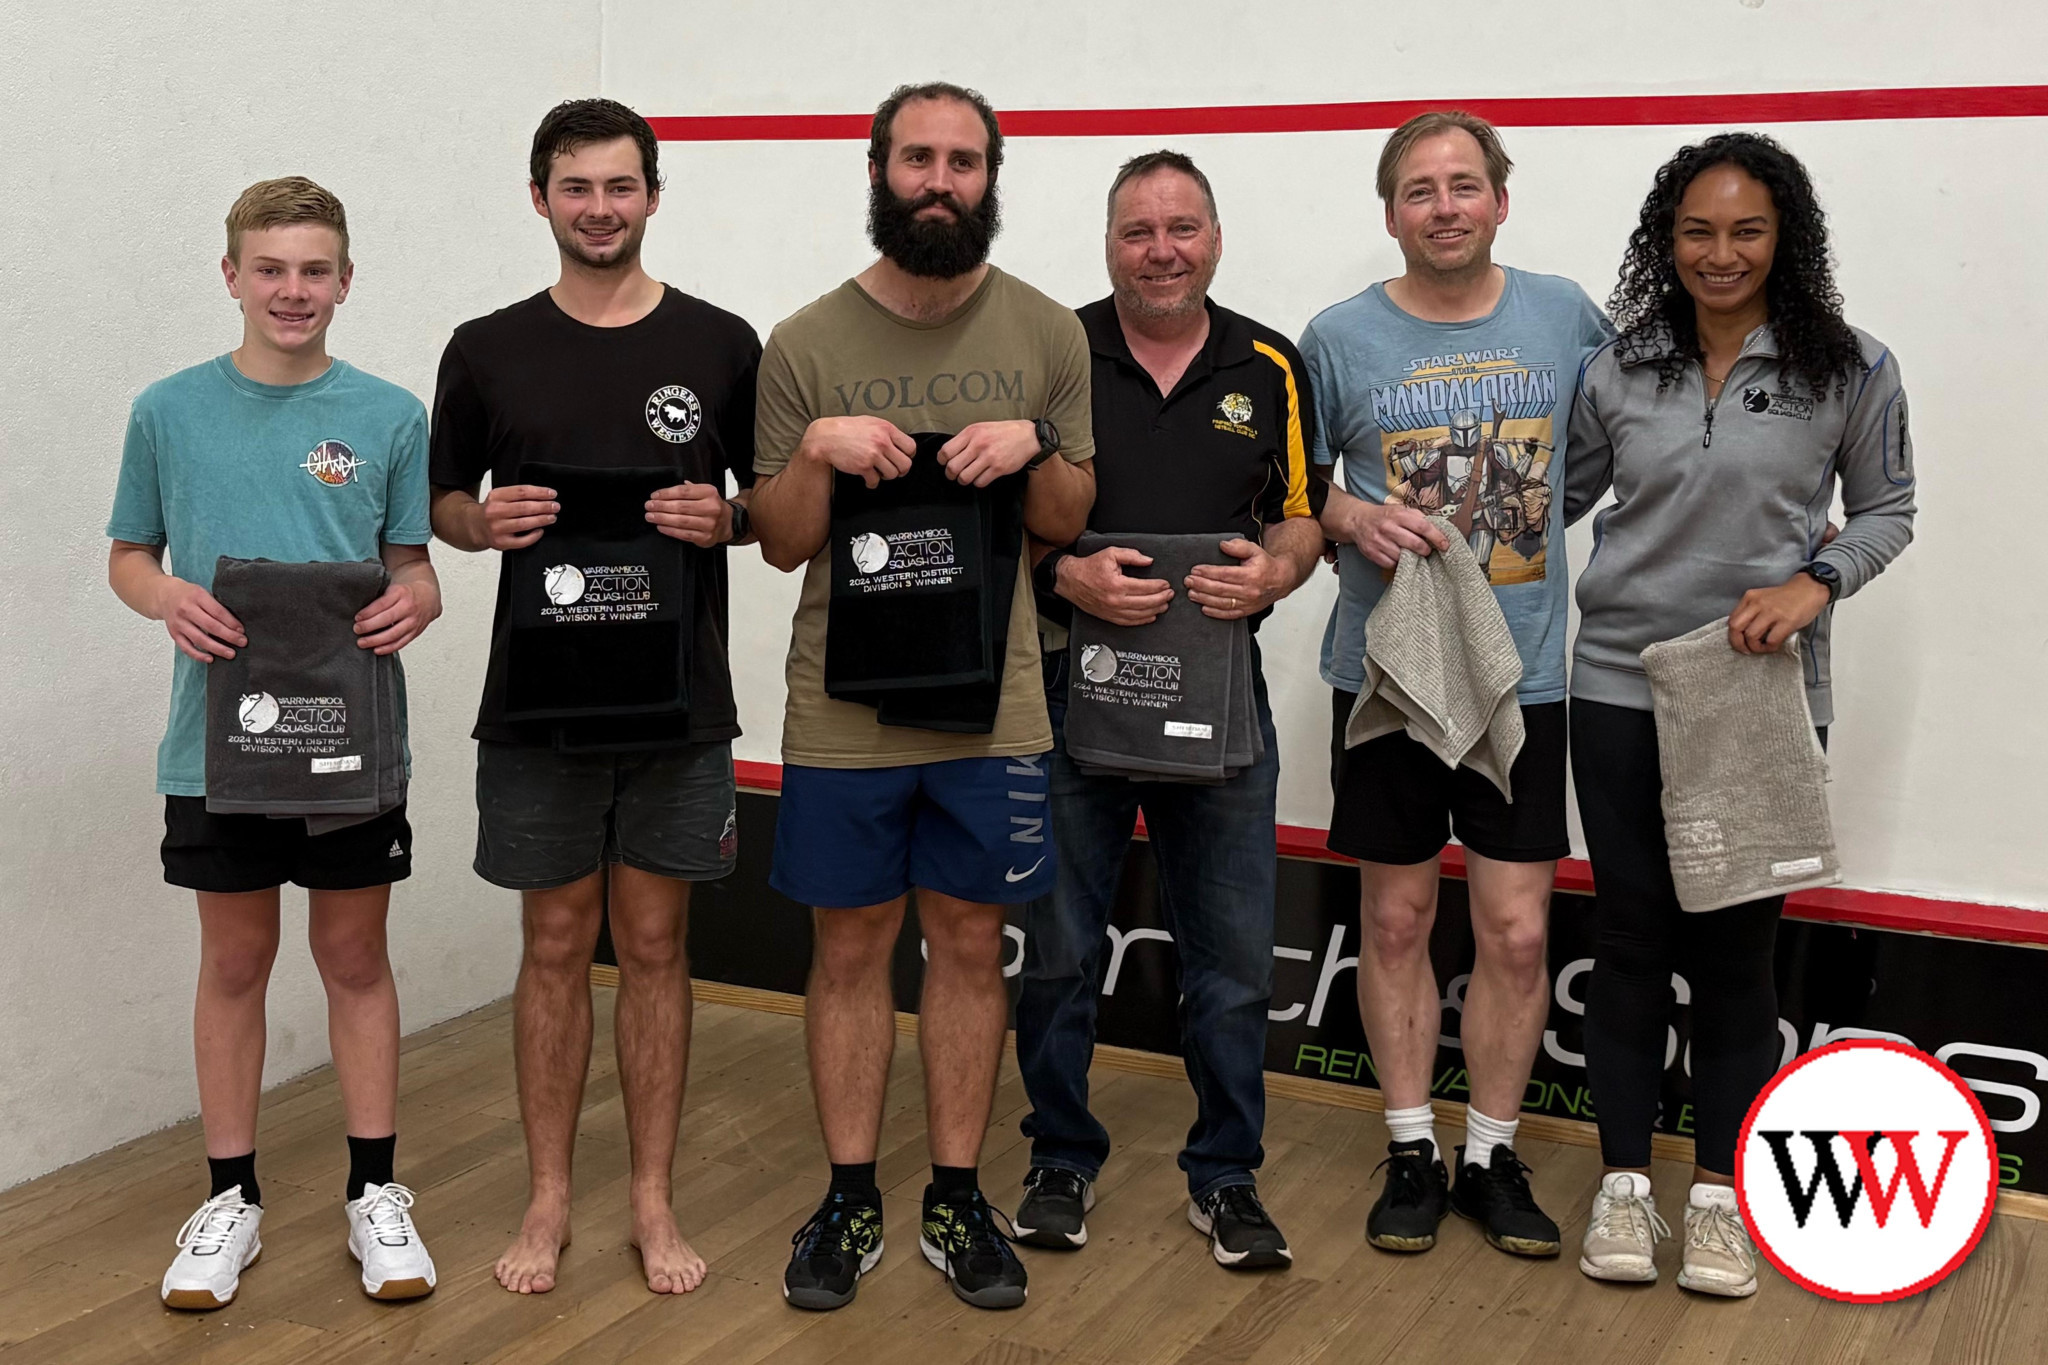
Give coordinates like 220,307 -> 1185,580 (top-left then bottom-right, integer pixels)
107,178 -> 442,1312
1300,112 -> 1613,1261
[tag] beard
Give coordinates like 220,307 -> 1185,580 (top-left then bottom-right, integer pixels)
549,211 -> 646,271
1110,257 -> 1217,322
867,179 -> 1001,279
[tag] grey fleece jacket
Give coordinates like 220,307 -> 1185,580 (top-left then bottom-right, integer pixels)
1564,323 -> 1916,724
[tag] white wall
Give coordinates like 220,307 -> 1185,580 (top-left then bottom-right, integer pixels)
0,0 -> 600,1190
615,0 -> 2048,911
5,0 -> 2044,1190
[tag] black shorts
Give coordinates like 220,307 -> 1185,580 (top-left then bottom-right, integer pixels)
162,797 -> 413,894
1327,690 -> 1569,865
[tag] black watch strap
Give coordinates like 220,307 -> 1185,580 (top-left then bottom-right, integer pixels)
725,498 -> 751,543
1803,560 -> 1841,600
1027,417 -> 1060,470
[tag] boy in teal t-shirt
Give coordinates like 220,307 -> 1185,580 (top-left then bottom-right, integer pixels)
106,177 -> 443,1311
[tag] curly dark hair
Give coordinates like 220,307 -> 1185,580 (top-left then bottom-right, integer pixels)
1608,132 -> 1860,396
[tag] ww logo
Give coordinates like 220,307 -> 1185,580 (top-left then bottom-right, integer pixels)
1737,1040 -> 1999,1302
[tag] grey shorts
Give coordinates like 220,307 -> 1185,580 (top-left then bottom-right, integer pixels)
473,740 -> 737,890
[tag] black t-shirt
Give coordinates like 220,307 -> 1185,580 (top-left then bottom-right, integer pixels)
1044,297 -> 1324,631
429,286 -> 760,748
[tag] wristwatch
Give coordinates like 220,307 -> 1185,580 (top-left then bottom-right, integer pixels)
724,498 -> 752,544
1026,418 -> 1061,470
1802,560 -> 1841,600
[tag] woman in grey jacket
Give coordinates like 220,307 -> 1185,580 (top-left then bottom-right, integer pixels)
1561,133 -> 1916,1297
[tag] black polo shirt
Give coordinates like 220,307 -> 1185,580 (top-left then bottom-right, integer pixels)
1041,296 -> 1322,628
1079,295 -> 1320,537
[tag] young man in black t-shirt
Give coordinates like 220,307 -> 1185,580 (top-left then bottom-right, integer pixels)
1012,153 -> 1324,1268
427,99 -> 760,1299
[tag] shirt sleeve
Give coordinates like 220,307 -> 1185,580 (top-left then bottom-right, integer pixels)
107,398 -> 167,545
1044,309 -> 1095,465
723,327 -> 763,492
1816,347 -> 1917,599
752,330 -> 813,479
1298,322 -> 1338,468
1253,333 -> 1321,523
1563,346 -> 1617,526
427,336 -> 491,490
383,406 -> 432,544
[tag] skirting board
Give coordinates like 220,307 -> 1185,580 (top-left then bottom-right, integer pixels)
588,967 -> 2048,1226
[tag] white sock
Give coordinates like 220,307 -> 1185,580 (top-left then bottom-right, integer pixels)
1463,1107 -> 1519,1170
1384,1104 -> 1439,1161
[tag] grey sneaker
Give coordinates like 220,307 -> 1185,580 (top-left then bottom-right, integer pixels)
1678,1184 -> 1758,1298
1578,1171 -> 1668,1283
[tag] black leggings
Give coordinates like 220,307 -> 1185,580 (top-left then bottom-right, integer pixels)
1571,698 -> 1794,1174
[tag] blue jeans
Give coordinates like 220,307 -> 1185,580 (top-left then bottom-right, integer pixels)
1015,646 -> 1280,1200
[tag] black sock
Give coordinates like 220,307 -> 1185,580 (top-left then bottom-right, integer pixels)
208,1152 -> 261,1208
829,1161 -> 881,1205
931,1164 -> 978,1203
346,1134 -> 397,1202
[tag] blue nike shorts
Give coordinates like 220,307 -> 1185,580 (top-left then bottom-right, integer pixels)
771,754 -> 1056,908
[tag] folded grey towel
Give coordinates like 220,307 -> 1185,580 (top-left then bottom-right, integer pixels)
1641,618 -> 1840,912
1345,520 -> 1524,800
205,558 -> 404,834
1065,532 -> 1264,783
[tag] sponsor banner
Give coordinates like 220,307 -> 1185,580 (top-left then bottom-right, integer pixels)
611,792 -> 2048,1194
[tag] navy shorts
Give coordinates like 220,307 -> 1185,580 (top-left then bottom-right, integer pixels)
771,754 -> 1056,908
474,740 -> 737,890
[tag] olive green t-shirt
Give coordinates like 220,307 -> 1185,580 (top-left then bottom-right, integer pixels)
754,267 -> 1094,768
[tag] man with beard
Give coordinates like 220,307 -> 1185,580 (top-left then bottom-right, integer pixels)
1301,111 -> 1611,1260
1011,152 -> 1323,1270
748,81 -> 1094,1312
428,99 -> 761,1298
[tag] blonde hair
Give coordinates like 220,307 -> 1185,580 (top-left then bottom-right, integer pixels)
1375,111 -> 1513,205
225,176 -> 350,266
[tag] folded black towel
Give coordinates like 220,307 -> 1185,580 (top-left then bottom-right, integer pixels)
826,432 -> 1027,734
1064,533 -> 1264,782
502,463 -> 695,722
205,558 -> 402,832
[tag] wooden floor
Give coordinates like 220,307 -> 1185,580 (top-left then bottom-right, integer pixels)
5,992 -> 2046,1365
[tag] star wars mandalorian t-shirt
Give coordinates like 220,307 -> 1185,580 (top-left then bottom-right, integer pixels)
1300,267 -> 1612,703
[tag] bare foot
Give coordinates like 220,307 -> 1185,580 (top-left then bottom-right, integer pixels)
631,1195 -> 707,1295
496,1196 -> 571,1294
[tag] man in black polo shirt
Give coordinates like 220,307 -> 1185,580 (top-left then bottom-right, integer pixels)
1012,151 -> 1324,1270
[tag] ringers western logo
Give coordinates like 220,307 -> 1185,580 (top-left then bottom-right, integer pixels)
646,385 -> 701,443
300,439 -> 362,486
1737,1039 -> 1999,1302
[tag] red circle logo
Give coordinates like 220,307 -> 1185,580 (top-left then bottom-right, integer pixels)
1736,1039 -> 1999,1302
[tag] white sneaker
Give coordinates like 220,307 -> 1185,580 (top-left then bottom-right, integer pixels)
1578,1171 -> 1668,1283
346,1182 -> 437,1300
1678,1183 -> 1759,1297
162,1187 -> 263,1310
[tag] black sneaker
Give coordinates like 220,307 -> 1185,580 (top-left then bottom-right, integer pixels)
783,1192 -> 884,1310
1449,1144 -> 1562,1257
1366,1140 -> 1450,1252
1013,1167 -> 1095,1249
1187,1184 -> 1291,1270
920,1186 -> 1028,1309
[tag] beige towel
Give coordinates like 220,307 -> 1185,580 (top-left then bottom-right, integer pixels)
1640,618 -> 1840,913
1345,522 -> 1525,801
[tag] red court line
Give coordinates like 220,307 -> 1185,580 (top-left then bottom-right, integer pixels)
733,759 -> 2048,947
651,86 -> 2048,142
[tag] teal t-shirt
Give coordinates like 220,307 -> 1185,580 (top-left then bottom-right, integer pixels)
1300,267 -> 1614,704
106,356 -> 432,796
